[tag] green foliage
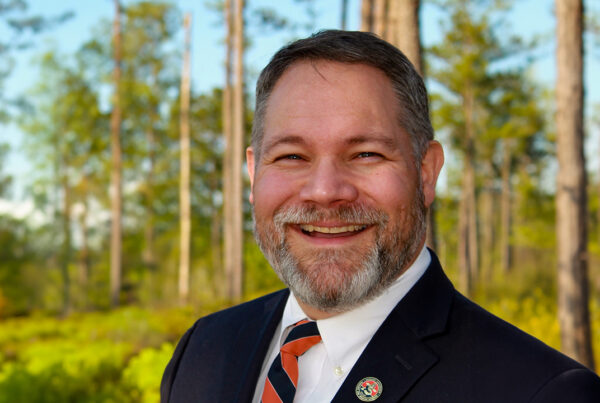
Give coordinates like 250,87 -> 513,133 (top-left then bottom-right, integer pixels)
0,306 -> 204,403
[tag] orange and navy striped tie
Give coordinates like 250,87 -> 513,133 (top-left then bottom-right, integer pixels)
261,320 -> 322,403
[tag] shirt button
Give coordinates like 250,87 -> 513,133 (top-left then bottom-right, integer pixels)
334,366 -> 344,376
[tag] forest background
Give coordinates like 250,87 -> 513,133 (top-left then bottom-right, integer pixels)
1,0 -> 600,402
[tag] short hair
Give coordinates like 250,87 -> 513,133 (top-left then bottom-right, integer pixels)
251,29 -> 434,164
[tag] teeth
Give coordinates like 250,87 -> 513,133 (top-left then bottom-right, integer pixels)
299,224 -> 366,234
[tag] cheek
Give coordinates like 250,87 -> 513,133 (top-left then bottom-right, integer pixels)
252,171 -> 298,217
359,171 -> 418,212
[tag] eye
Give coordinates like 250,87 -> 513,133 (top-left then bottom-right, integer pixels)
275,154 -> 303,161
356,151 -> 382,159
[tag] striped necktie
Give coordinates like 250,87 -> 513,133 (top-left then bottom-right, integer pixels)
261,320 -> 322,403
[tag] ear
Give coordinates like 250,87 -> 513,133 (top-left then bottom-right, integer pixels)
420,140 -> 444,208
246,146 -> 256,204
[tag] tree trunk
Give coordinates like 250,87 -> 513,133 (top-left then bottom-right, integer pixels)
480,183 -> 495,282
555,0 -> 595,369
458,177 -> 471,296
500,139 -> 512,273
391,0 -> 422,74
230,0 -> 245,300
223,0 -> 234,300
463,84 -> 479,290
60,168 -> 71,316
211,201 -> 223,297
78,193 -> 90,309
360,0 -> 374,32
373,0 -> 388,38
179,12 -> 192,306
143,126 -> 156,269
109,0 -> 123,308
341,0 -> 349,30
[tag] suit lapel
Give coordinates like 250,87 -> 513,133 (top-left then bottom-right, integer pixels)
229,289 -> 289,402
332,252 -> 454,402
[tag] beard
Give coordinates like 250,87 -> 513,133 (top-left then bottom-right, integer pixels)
252,189 -> 427,314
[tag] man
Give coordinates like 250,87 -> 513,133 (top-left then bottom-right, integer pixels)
161,30 -> 600,402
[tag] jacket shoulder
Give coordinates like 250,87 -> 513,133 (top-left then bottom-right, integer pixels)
432,292 -> 600,401
160,289 -> 288,403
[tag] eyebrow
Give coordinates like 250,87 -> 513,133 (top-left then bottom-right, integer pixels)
262,135 -> 307,154
345,134 -> 398,148
262,133 -> 399,154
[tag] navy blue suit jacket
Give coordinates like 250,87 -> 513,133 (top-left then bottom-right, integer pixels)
161,253 -> 600,402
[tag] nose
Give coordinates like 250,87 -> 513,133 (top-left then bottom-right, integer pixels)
298,159 -> 359,207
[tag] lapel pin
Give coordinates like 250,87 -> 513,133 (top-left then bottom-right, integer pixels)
355,377 -> 383,401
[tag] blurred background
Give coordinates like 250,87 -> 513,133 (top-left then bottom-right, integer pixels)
0,0 -> 599,401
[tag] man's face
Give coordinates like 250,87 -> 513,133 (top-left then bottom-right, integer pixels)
247,61 -> 443,316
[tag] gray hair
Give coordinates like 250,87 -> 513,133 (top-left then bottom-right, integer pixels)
251,29 -> 434,164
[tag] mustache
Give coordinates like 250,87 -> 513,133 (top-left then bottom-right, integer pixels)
273,204 -> 389,227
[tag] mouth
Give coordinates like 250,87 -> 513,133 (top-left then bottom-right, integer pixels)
298,224 -> 369,238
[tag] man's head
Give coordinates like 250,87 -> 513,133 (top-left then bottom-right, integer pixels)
251,29 -> 434,165
246,30 -> 444,319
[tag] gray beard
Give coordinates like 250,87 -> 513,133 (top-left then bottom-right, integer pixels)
253,192 -> 426,314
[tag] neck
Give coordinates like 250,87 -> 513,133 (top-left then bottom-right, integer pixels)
297,300 -> 339,320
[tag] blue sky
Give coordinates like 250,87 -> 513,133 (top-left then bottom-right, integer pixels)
1,0 -> 599,205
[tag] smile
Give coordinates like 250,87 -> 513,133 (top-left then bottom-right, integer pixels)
299,224 -> 367,235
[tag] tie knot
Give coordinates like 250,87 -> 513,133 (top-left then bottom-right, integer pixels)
281,320 -> 321,357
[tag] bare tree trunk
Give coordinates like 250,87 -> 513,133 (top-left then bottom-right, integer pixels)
78,194 -> 90,309
179,13 -> 192,306
230,0 -> 245,300
373,0 -> 388,38
464,85 -> 479,289
500,139 -> 512,273
392,0 -> 422,74
211,201 -> 223,297
143,127 -> 156,269
555,0 -> 595,369
341,0 -> 349,30
109,0 -> 123,308
480,183 -> 495,282
360,0 -> 374,32
143,82 -> 161,270
223,0 -> 234,300
458,179 -> 471,296
61,169 -> 71,316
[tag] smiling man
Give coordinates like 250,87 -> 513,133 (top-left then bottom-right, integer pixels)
161,31 -> 600,403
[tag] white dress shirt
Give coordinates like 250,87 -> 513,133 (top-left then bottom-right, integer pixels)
252,246 -> 431,403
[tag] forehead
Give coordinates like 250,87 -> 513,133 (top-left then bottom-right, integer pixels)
262,60 -> 403,150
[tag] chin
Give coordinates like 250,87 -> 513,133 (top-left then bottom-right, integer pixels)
274,245 -> 388,314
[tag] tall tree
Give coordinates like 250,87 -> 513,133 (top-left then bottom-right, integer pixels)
20,48 -> 107,313
222,0 -> 246,301
429,0 -> 543,294
109,0 -> 123,307
555,0 -> 595,369
179,13 -> 192,305
222,0 -> 234,300
230,0 -> 245,300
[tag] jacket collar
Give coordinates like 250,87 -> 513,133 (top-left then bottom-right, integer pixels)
231,289 -> 290,402
332,251 -> 454,402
